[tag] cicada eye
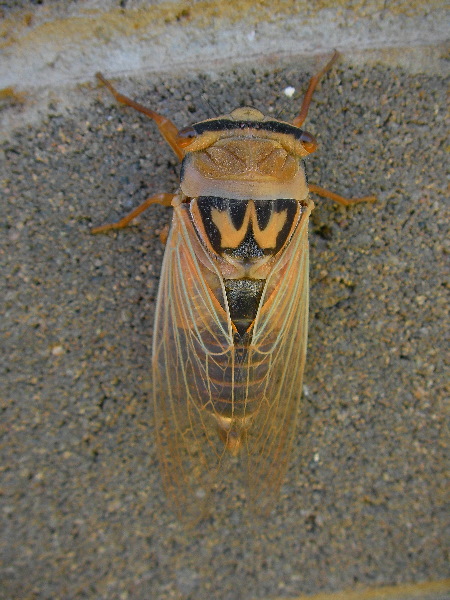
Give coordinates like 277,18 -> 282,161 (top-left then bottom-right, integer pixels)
299,130 -> 317,154
176,126 -> 198,148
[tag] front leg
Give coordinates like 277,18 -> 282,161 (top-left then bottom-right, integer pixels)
96,73 -> 185,161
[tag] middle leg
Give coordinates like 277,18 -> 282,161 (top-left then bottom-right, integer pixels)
308,184 -> 376,206
91,193 -> 175,234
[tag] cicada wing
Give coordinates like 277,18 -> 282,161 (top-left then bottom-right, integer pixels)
152,200 -> 234,522
153,196 -> 313,521
241,200 -> 312,513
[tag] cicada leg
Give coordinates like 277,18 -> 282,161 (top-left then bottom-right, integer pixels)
292,53 -> 377,205
158,223 -> 170,245
292,50 -> 339,127
91,193 -> 175,234
308,184 -> 377,206
96,73 -> 185,161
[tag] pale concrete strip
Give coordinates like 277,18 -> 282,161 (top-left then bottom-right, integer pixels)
1,0 -> 448,93
274,579 -> 450,600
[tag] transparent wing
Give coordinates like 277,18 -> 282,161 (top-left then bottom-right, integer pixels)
242,203 -> 311,513
152,200 -> 235,523
152,198 -> 312,522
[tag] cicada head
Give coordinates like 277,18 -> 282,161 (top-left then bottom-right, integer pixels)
176,108 -> 317,201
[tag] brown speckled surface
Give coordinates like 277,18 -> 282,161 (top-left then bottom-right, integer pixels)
1,59 -> 448,599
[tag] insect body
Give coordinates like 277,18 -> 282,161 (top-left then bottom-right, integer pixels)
93,53 -> 375,521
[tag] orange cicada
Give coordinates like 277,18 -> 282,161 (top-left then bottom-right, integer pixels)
92,52 -> 375,522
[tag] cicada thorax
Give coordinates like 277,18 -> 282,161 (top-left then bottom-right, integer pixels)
175,108 -> 312,452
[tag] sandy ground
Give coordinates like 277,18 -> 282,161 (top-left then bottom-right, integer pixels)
1,57 -> 448,599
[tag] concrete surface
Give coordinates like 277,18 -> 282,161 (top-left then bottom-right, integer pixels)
1,19 -> 449,600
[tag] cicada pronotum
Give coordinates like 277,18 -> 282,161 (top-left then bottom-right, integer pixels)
92,52 -> 376,522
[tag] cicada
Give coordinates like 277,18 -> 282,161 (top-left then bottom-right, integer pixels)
92,52 -> 375,522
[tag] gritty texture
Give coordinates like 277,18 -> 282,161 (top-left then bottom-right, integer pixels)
1,59 -> 449,600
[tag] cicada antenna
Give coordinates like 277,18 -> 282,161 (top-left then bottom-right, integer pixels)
200,93 -> 219,117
